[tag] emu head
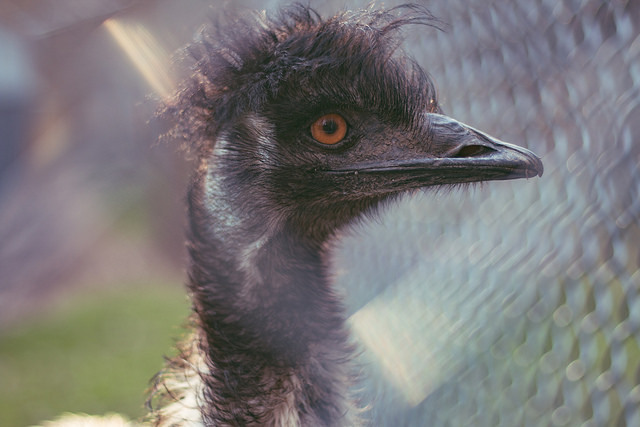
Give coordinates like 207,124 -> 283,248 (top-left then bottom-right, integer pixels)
166,5 -> 543,244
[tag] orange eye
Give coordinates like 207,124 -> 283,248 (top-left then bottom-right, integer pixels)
310,114 -> 348,145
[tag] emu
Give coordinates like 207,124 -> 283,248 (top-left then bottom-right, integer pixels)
45,4 -> 543,427
143,4 -> 543,426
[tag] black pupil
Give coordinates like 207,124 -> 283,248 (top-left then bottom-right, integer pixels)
322,119 -> 338,134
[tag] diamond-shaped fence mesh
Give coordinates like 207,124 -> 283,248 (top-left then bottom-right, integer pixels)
0,0 -> 637,425
332,0 -> 640,425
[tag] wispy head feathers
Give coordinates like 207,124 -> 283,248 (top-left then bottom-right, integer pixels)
161,3 -> 441,155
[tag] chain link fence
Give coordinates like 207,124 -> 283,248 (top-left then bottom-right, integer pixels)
332,0 -> 640,425
0,0 -> 637,425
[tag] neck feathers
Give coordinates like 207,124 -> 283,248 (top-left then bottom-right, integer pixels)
148,181 -> 358,425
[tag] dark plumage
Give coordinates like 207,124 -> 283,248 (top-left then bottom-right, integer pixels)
148,4 -> 543,426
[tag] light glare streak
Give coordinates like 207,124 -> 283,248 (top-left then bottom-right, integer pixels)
103,18 -> 174,100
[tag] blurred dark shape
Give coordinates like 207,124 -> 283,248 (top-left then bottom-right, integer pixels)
0,0 -> 194,326
0,26 -> 35,196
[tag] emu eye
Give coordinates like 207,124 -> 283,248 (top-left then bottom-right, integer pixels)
311,114 -> 347,145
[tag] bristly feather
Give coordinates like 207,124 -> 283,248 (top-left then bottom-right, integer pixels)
160,3 -> 442,158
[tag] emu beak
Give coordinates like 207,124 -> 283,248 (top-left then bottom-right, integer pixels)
419,113 -> 544,181
328,113 -> 543,186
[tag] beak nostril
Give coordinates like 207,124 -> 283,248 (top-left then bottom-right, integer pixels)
453,145 -> 495,158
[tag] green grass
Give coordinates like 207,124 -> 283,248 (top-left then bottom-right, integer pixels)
0,284 -> 190,427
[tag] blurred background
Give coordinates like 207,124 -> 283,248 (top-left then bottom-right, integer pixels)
0,0 -> 638,426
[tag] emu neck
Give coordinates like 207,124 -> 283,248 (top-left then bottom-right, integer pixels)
186,180 -> 353,424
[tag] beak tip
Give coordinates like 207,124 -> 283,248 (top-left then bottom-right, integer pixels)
532,155 -> 544,178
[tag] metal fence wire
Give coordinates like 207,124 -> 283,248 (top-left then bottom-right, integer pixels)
330,0 -> 640,425
1,0 -> 638,425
